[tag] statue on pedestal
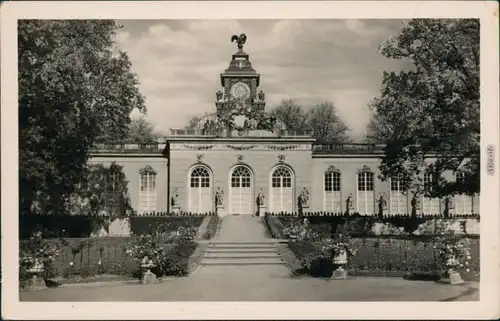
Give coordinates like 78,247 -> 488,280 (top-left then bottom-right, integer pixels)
377,193 -> 388,217
345,194 -> 354,215
215,187 -> 224,207
411,192 -> 421,216
444,195 -> 455,217
171,188 -> 179,207
299,187 -> 310,208
257,189 -> 265,207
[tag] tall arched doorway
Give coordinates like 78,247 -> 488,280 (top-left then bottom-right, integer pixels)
229,165 -> 253,214
270,165 -> 294,213
188,166 -> 213,213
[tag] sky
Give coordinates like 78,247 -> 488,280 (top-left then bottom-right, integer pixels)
116,19 -> 412,141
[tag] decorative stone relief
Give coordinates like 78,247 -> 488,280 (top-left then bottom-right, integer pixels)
266,145 -> 298,151
278,155 -> 286,164
139,165 -> 157,175
237,155 -> 244,163
196,154 -> 204,163
183,144 -> 214,150
226,144 -> 256,151
357,165 -> 372,173
326,165 -> 340,173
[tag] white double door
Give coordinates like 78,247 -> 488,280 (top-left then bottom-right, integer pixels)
229,166 -> 253,214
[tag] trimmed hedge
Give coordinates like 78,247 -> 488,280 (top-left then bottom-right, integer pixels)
129,216 -> 203,236
19,212 -> 211,239
202,215 -> 221,239
265,214 -> 479,237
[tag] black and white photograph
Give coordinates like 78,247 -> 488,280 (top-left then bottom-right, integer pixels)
1,1 -> 499,320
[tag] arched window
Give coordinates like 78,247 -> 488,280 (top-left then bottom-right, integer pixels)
422,172 -> 440,215
139,166 -> 157,213
189,166 -> 212,213
455,172 -> 472,215
324,166 -> 341,212
357,167 -> 375,215
270,166 -> 294,213
229,165 -> 253,214
390,176 -> 407,214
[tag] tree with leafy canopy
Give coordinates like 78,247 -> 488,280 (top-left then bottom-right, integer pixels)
19,20 -> 145,216
127,115 -> 162,143
307,101 -> 351,144
369,19 -> 479,197
269,99 -> 308,132
269,99 -> 350,144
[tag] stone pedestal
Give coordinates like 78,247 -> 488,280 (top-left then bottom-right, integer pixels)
347,207 -> 354,215
258,205 -> 266,217
332,267 -> 348,280
332,251 -> 348,280
26,275 -> 47,290
216,205 -> 227,218
441,269 -> 464,285
172,206 -> 181,215
141,270 -> 158,284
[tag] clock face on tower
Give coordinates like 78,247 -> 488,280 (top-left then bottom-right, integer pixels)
230,82 -> 250,100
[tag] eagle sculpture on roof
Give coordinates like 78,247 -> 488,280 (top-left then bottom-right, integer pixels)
231,33 -> 247,50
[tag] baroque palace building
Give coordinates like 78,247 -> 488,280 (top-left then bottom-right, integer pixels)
89,35 -> 479,217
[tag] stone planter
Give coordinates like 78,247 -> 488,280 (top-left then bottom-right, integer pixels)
332,251 -> 348,280
26,260 -> 46,290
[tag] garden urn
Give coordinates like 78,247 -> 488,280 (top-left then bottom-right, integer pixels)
332,250 -> 348,280
26,259 -> 46,290
140,256 -> 158,284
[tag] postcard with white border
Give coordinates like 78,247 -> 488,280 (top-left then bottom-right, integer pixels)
1,0 -> 499,320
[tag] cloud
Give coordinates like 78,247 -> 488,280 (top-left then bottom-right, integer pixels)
116,19 -> 410,141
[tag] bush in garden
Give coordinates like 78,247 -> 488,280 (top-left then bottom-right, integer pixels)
432,231 -> 472,275
126,227 -> 198,278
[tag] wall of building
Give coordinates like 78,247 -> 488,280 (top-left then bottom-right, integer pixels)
311,155 -> 479,215
88,148 -> 479,216
88,155 -> 168,213
168,142 -> 313,213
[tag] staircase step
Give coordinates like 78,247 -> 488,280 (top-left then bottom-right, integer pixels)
209,245 -> 276,249
204,253 -> 280,259
200,258 -> 285,266
206,248 -> 278,253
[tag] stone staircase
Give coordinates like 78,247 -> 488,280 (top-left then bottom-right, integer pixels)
200,241 -> 286,266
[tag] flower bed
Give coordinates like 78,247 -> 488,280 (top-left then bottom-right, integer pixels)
276,215 -> 480,281
287,237 -> 479,281
19,217 -> 203,287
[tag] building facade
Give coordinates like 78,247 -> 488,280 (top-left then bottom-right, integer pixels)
89,39 -> 479,217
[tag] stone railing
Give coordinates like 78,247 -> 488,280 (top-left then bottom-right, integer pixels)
168,128 -> 313,138
90,142 -> 166,152
312,143 -> 385,154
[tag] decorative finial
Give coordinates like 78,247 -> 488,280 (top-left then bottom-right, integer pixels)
231,33 -> 247,51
